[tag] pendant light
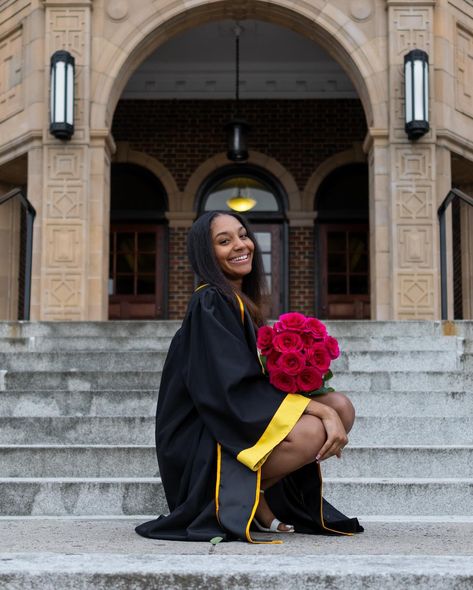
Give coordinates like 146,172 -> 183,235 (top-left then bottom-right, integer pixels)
225,24 -> 250,162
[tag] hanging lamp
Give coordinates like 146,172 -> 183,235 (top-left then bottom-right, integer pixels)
225,24 -> 250,162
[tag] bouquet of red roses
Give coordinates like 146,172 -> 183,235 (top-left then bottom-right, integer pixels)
256,312 -> 340,396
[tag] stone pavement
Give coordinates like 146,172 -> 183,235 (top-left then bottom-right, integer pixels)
0,519 -> 473,589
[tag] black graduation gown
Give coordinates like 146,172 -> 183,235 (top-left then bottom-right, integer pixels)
135,285 -> 363,542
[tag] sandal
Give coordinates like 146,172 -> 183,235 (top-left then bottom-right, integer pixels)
253,518 -> 295,533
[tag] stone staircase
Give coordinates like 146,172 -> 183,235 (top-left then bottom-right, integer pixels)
0,320 -> 472,519
0,320 -> 472,588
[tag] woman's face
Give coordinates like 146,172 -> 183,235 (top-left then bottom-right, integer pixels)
210,214 -> 255,284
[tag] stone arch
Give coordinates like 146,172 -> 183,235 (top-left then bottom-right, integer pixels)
113,142 -> 181,210
302,143 -> 367,211
92,1 -> 385,132
182,151 -> 300,213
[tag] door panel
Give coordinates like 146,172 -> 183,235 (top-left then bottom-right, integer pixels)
252,224 -> 282,318
318,224 -> 370,319
109,224 -> 166,319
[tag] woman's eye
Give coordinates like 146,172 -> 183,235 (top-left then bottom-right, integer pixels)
240,234 -> 248,240
219,239 -> 229,245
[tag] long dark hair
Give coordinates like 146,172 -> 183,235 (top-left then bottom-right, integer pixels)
187,211 -> 268,325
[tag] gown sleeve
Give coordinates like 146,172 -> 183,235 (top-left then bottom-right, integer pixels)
181,286 -> 309,471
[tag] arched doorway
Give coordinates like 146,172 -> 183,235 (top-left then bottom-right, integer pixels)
108,163 -> 168,319
198,165 -> 287,317
315,163 -> 369,319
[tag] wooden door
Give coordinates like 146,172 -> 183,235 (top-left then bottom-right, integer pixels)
109,224 -> 166,319
318,224 -> 370,319
252,224 -> 283,319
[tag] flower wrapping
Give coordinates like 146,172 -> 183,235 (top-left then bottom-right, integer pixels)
256,312 -> 339,396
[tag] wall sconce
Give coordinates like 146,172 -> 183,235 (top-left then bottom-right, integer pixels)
404,49 -> 429,140
50,50 -> 75,140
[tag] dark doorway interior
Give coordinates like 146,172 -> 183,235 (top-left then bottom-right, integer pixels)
109,163 -> 168,319
315,163 -> 369,319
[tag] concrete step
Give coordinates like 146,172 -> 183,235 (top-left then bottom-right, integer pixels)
0,350 -> 461,372
0,417 -> 154,444
350,417 -> 473,445
0,322 -> 181,338
2,415 -> 472,445
0,336 -> 173,353
322,446 -> 473,478
0,446 -> 159,478
0,477 -> 472,517
336,336 -> 459,352
324,477 -> 473,517
0,390 -> 158,417
1,520 -> 472,589
1,552 -> 472,590
1,370 -> 163,391
0,351 -> 167,371
1,388 -> 470,418
1,445 -> 472,479
2,369 -> 471,392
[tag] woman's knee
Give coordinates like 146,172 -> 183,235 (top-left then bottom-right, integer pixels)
319,392 -> 356,432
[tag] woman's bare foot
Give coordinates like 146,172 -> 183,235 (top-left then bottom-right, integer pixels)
255,491 -> 293,532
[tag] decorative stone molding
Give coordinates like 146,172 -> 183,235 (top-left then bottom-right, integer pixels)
0,26 -> 23,123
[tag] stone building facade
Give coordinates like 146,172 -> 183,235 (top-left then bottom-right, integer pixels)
1,0 -> 473,321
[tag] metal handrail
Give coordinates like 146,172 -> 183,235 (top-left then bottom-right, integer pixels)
0,188 -> 36,320
438,187 -> 473,320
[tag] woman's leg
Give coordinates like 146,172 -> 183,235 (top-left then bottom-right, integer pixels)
255,415 -> 326,530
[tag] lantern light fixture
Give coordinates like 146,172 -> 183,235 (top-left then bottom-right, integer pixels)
225,24 -> 250,162
50,50 -> 75,140
404,49 -> 429,140
226,178 -> 257,212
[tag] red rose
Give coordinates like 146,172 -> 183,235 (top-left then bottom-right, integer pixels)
276,351 -> 306,376
296,367 -> 323,392
269,369 -> 297,393
306,342 -> 331,372
301,332 -> 315,349
324,335 -> 340,360
273,331 -> 304,353
257,325 -> 275,355
278,312 -> 307,332
266,350 -> 281,372
304,318 -> 327,340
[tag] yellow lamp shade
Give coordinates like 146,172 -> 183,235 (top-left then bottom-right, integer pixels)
226,196 -> 257,212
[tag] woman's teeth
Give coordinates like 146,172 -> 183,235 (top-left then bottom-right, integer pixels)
230,254 -> 249,263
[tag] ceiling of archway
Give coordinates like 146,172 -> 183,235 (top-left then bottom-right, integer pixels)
122,19 -> 357,100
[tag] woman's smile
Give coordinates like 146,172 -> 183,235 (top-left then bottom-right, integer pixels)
211,214 -> 255,285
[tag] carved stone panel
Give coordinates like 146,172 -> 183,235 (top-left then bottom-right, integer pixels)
456,24 -> 473,118
47,185 -> 85,219
0,27 -> 23,122
394,146 -> 434,182
398,225 -> 433,269
44,273 -> 83,320
45,224 -> 83,269
47,10 -> 86,61
397,272 -> 435,318
391,7 -> 432,58
395,184 -> 433,221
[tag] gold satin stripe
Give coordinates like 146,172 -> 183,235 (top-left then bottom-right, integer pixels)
215,443 -> 222,525
194,283 -> 209,292
245,467 -> 282,545
234,292 -> 245,324
317,462 -> 354,536
237,394 -> 310,471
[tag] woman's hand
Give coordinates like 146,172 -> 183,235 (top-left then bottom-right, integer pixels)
304,400 -> 348,461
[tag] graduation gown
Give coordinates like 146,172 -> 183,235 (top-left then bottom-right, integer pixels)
135,284 -> 363,542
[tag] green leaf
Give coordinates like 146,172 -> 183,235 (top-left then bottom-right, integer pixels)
210,536 -> 223,545
324,370 -> 333,382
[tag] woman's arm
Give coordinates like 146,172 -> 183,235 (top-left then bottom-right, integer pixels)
304,400 -> 348,461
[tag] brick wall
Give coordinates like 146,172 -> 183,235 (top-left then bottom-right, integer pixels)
168,227 -> 194,319
289,226 -> 315,316
112,99 -> 366,192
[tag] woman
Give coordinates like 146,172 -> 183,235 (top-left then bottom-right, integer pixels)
136,211 -> 363,542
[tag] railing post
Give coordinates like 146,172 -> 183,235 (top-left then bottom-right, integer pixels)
24,206 -> 35,321
439,208 -> 448,320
